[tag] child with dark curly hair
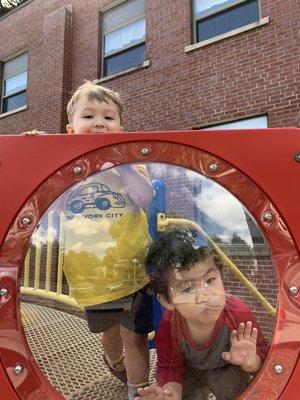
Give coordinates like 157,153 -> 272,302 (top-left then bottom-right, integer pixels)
137,229 -> 269,400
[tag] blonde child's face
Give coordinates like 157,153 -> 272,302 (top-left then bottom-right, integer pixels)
167,255 -> 226,325
66,95 -> 123,134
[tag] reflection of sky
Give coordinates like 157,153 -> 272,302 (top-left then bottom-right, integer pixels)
186,170 -> 253,246
194,0 -> 235,15
64,217 -> 113,257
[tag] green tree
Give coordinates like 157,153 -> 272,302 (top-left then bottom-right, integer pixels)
0,0 -> 28,17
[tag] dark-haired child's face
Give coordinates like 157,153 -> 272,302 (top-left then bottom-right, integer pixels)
166,255 -> 226,325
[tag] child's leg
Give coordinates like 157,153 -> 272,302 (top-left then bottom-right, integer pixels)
120,325 -> 150,398
101,324 -> 127,383
101,324 -> 123,362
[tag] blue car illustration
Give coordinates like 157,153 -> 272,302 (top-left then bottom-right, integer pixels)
66,183 -> 126,213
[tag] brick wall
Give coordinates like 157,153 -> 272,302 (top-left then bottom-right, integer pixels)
0,0 -> 299,134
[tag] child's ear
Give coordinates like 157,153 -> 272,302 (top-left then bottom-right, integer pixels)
157,294 -> 175,311
66,124 -> 74,134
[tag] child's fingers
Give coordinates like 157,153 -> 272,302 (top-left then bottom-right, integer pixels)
21,130 -> 46,136
243,321 -> 253,341
237,322 -> 245,341
222,351 -> 231,362
230,329 -> 238,346
100,162 -> 114,170
250,326 -> 258,344
137,385 -> 164,399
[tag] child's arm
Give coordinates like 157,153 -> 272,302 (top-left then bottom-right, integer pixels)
222,321 -> 262,373
136,382 -> 182,399
116,165 -> 155,207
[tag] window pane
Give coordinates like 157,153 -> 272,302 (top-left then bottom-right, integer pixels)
102,0 -> 145,34
2,91 -> 26,113
104,18 -> 145,55
194,0 -> 237,16
203,115 -> 268,129
104,43 -> 145,77
196,0 -> 259,42
3,53 -> 28,78
4,71 -> 27,96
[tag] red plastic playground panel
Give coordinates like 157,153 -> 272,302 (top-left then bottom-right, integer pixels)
0,128 -> 299,399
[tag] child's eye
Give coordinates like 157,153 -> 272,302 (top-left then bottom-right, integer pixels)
181,286 -> 193,294
83,115 -> 93,119
206,277 -> 216,285
105,116 -> 114,120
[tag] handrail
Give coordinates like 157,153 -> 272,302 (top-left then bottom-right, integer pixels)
156,213 -> 277,317
20,212 -> 80,309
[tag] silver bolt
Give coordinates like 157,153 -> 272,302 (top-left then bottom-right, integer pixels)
141,147 -> 150,156
209,163 -> 218,172
73,166 -> 83,175
262,212 -> 273,222
0,288 -> 9,298
21,217 -> 32,227
289,286 -> 299,296
294,152 -> 300,163
13,365 -> 24,375
274,364 -> 283,374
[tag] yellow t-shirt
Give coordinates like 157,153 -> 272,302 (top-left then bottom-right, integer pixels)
62,166 -> 151,308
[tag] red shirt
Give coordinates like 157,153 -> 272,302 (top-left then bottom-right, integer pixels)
155,294 -> 269,386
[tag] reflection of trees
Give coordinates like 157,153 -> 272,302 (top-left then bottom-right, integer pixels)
64,212 -> 151,300
231,233 -> 249,246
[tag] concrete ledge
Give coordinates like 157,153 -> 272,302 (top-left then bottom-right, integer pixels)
96,60 -> 150,83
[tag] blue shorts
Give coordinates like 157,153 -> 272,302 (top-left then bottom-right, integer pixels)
85,286 -> 153,334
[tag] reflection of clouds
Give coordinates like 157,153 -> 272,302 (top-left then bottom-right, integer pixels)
64,217 -> 113,257
195,183 -> 252,245
69,240 -> 114,254
149,164 -> 182,179
64,217 -> 110,237
47,226 -> 57,242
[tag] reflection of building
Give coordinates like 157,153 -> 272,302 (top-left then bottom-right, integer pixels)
0,0 -> 298,132
148,164 -> 277,342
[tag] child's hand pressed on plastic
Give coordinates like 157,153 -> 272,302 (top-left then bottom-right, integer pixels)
222,321 -> 261,373
136,385 -> 180,400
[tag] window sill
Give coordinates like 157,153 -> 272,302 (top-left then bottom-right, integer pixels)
95,60 -> 150,83
0,105 -> 27,119
185,17 -> 269,53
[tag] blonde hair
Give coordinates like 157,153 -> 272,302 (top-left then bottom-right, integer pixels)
67,80 -> 123,122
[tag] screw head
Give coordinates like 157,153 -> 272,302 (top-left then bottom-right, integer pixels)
274,364 -> 283,374
21,217 -> 32,227
0,288 -> 9,298
262,212 -> 273,222
13,364 -> 24,375
209,163 -> 218,172
73,166 -> 83,175
141,147 -> 150,156
289,285 -> 299,296
294,152 -> 300,162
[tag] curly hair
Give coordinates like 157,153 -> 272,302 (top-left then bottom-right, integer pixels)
146,228 -> 223,302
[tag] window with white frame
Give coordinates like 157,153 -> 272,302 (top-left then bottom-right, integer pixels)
101,0 -> 146,77
193,0 -> 260,43
1,53 -> 28,114
202,115 -> 268,130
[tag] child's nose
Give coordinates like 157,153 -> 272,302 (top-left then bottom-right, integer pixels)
94,117 -> 105,127
195,288 -> 210,304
